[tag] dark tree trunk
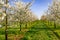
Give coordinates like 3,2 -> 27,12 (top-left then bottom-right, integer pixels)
5,0 -> 8,40
54,21 -> 56,28
20,24 -> 21,31
25,23 -> 27,29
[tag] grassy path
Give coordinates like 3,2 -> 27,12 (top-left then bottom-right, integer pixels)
0,21 -> 60,40
23,22 -> 60,40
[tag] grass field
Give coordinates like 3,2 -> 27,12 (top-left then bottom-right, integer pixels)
0,20 -> 60,40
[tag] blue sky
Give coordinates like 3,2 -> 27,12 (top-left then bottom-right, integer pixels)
9,0 -> 52,19
22,0 -> 52,19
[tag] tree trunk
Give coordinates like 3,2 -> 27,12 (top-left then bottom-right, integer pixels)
20,24 -> 21,31
5,0 -> 8,40
54,21 -> 56,28
25,23 -> 27,29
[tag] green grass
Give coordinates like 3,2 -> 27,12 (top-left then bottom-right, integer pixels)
0,20 -> 60,40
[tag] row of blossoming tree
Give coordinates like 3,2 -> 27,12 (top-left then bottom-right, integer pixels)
41,0 -> 60,28
0,0 -> 38,40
